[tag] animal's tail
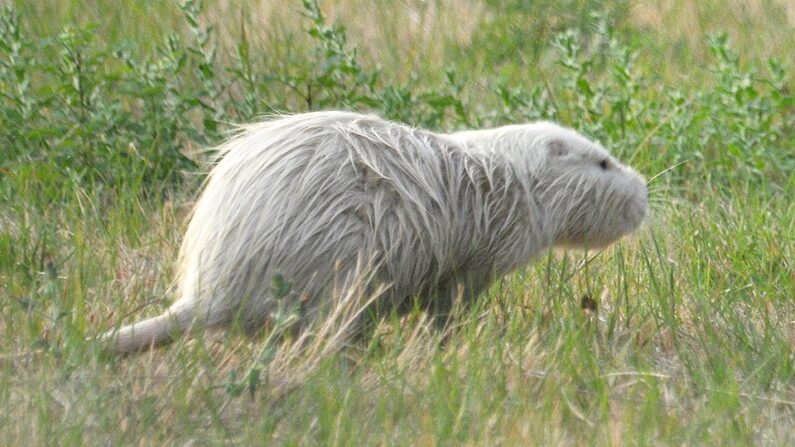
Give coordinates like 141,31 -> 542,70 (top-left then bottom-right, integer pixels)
103,307 -> 193,353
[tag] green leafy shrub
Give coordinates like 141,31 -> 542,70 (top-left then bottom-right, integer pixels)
2,1 -> 790,200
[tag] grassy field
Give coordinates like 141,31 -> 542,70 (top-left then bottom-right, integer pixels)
1,0 -> 794,445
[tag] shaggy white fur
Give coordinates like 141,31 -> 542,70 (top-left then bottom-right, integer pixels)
105,111 -> 648,352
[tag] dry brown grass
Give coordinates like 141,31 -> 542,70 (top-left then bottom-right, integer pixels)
630,0 -> 795,69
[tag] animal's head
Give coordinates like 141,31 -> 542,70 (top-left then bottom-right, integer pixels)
519,122 -> 648,249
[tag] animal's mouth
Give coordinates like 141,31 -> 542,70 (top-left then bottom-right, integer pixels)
622,188 -> 649,230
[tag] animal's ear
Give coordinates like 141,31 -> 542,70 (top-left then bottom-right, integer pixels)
547,139 -> 569,157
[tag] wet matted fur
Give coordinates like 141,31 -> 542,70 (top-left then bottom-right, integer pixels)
104,111 -> 648,352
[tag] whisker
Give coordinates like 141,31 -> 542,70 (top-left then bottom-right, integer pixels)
648,186 -> 690,196
647,159 -> 691,184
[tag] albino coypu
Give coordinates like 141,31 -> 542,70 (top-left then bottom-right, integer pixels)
105,111 -> 648,352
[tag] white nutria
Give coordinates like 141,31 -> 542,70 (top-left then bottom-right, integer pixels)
105,111 -> 648,352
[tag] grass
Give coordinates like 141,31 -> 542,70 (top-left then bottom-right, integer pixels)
1,0 -> 794,445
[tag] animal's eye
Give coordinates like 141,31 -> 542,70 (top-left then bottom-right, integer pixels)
599,158 -> 610,170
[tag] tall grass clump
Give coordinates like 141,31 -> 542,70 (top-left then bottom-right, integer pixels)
1,0 -> 793,445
